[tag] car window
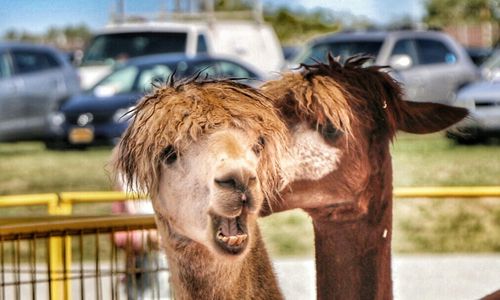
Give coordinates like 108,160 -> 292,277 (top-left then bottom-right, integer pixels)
92,65 -> 138,96
298,40 -> 383,65
217,61 -> 254,78
81,32 -> 188,66
196,34 -> 208,54
0,53 -> 11,79
11,50 -> 60,74
304,43 -> 334,64
189,61 -> 219,78
391,39 -> 419,62
136,64 -> 172,93
415,39 -> 457,65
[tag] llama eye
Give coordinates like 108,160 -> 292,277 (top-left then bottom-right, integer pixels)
252,136 -> 265,156
320,123 -> 342,142
161,145 -> 178,165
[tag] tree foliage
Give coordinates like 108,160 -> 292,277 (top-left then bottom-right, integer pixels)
425,0 -> 499,27
2,24 -> 91,50
215,0 -> 253,11
2,2 -> 342,48
264,8 -> 340,44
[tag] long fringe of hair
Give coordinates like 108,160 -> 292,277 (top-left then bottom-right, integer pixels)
112,77 -> 289,203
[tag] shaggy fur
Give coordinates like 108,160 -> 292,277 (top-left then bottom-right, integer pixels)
263,55 -> 468,299
264,55 -> 466,141
115,79 -> 288,201
113,78 -> 287,300
156,215 -> 282,300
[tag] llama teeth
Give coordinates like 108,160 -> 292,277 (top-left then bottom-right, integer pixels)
233,236 -> 243,245
228,236 -> 238,246
239,234 -> 248,242
234,234 -> 247,245
221,236 -> 229,243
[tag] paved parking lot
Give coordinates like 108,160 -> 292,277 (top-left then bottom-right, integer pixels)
4,254 -> 499,299
274,254 -> 500,300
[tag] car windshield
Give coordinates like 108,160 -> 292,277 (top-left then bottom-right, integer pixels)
295,40 -> 384,65
81,32 -> 187,66
92,63 -> 173,97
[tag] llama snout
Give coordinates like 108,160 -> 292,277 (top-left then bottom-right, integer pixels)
213,166 -> 260,216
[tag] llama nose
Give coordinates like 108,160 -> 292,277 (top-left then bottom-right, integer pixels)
215,167 -> 257,192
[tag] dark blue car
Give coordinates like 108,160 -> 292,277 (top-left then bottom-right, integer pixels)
52,54 -> 264,148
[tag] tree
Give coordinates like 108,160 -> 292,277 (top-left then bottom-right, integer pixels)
214,0 -> 341,44
2,24 -> 92,50
3,29 -> 19,40
425,0 -> 498,28
264,7 -> 340,44
215,0 -> 252,10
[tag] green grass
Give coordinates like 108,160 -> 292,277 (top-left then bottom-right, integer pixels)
0,142 -> 113,195
1,134 -> 500,255
392,133 -> 500,187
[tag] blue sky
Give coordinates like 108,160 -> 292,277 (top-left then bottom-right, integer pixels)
0,0 -> 425,34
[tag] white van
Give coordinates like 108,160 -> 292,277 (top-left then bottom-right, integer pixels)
79,11 -> 284,88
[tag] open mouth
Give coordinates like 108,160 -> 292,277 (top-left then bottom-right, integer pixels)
211,213 -> 248,255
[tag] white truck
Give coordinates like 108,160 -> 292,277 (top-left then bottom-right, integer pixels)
78,1 -> 284,88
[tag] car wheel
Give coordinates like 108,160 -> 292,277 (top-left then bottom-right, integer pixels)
44,140 -> 87,151
447,132 -> 484,145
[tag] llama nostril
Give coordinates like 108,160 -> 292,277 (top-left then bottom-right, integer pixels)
215,178 -> 237,189
215,167 -> 256,191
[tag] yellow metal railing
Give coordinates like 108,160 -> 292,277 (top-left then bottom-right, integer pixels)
2,186 -> 500,211
0,191 -> 143,214
0,215 -> 160,300
1,186 -> 500,299
0,192 -> 144,300
394,186 -> 500,198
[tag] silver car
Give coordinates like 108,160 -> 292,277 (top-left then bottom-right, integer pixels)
448,79 -> 500,143
0,42 -> 80,143
292,30 -> 479,105
481,49 -> 500,81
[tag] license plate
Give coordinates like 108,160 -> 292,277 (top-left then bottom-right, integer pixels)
68,127 -> 94,144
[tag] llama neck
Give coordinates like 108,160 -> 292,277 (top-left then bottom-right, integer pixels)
163,226 -> 283,300
312,142 -> 393,300
312,199 -> 393,300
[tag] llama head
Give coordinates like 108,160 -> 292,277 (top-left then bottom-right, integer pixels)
114,79 -> 288,257
263,55 -> 467,217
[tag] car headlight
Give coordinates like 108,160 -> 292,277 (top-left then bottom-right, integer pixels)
113,106 -> 135,123
453,98 -> 475,111
50,112 -> 66,126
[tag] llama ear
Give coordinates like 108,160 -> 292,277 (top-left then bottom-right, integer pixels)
397,101 -> 468,134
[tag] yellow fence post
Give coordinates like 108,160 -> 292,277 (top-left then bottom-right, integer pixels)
48,196 -> 73,300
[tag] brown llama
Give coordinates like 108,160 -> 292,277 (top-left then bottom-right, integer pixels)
113,79 -> 287,299
261,55 -> 468,299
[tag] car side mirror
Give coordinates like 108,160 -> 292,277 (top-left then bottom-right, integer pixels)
389,54 -> 413,71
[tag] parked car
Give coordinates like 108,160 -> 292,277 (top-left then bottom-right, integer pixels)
53,54 -> 264,148
291,30 -> 478,105
282,46 -> 300,61
480,48 -> 500,81
447,79 -> 500,144
0,42 -> 80,143
465,47 -> 494,66
78,5 -> 283,88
